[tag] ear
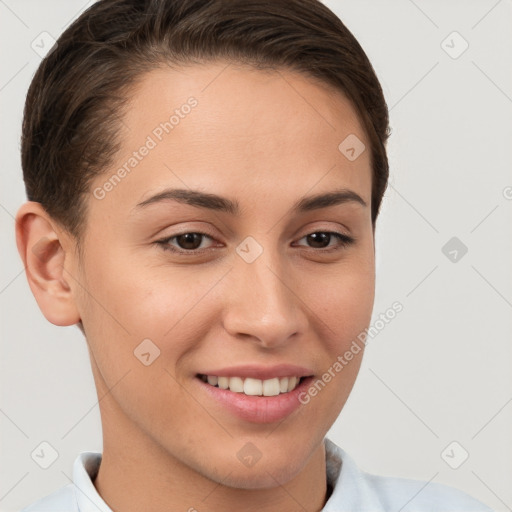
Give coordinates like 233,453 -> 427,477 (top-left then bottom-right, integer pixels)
15,201 -> 81,326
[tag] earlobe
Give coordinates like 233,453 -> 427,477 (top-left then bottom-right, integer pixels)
15,201 -> 81,327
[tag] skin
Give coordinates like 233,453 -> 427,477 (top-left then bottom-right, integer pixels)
16,61 -> 375,512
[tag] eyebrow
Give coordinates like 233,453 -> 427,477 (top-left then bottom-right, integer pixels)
134,187 -> 367,215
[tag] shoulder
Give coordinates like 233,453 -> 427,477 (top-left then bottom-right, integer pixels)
19,484 -> 77,512
324,438 -> 493,512
20,451 -> 104,512
363,471 -> 494,512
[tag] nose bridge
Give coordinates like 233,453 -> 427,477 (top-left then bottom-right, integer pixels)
223,240 -> 305,347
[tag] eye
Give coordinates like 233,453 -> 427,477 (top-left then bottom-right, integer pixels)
294,231 -> 355,251
155,232 -> 217,253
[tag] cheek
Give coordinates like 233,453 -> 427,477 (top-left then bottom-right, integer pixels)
298,265 -> 374,425
303,253 -> 375,349
76,249 -> 222,385
307,272 -> 374,389
78,244 -> 199,335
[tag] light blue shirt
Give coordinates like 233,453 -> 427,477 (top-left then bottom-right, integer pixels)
20,437 -> 493,511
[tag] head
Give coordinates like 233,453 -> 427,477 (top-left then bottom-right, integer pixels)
16,0 -> 390,490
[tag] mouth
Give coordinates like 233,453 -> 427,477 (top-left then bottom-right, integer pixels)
197,374 -> 308,397
195,372 -> 315,423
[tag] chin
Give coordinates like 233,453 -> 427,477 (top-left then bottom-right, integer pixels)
210,462 -> 303,490
195,441 -> 314,490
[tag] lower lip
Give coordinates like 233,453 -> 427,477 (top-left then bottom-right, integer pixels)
195,376 -> 314,424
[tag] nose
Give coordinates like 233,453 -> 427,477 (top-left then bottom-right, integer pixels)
222,245 -> 307,349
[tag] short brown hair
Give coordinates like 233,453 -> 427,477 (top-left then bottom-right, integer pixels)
21,0 -> 391,247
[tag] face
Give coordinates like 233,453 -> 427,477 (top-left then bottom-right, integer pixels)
70,61 -> 375,488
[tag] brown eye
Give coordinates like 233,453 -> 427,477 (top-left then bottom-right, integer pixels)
295,231 -> 355,250
156,232 -> 216,253
306,232 -> 332,249
175,233 -> 205,250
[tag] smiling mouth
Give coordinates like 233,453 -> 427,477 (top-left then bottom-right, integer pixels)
197,374 -> 309,397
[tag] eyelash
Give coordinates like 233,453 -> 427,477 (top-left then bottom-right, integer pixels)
154,230 -> 355,255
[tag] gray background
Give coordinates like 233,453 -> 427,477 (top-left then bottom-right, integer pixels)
1,0 -> 511,511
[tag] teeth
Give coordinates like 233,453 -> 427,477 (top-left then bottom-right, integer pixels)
263,377 -> 280,396
201,375 -> 304,396
218,376 -> 229,389
229,376 -> 244,393
287,376 -> 298,392
244,377 -> 263,396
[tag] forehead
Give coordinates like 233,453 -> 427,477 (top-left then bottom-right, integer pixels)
124,61 -> 367,152
91,61 -> 371,215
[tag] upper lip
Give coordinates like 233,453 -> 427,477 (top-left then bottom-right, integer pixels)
197,364 -> 314,380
